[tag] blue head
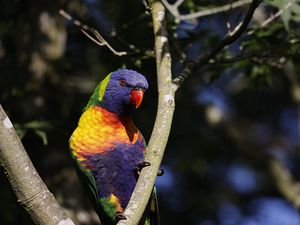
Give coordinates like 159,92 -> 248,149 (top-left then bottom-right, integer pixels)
86,69 -> 148,116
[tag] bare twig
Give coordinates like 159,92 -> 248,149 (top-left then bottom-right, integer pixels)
173,0 -> 261,87
161,0 -> 180,18
181,0 -> 252,20
162,0 -> 252,21
269,157 -> 300,209
59,9 -> 127,56
261,0 -> 294,27
248,0 -> 294,35
174,0 -> 185,8
0,105 -> 75,225
117,1 -> 176,225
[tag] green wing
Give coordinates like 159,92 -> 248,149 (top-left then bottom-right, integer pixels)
70,152 -> 100,207
70,150 -> 115,225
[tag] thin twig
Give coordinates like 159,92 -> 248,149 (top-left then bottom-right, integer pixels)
142,0 -> 152,13
161,0 -> 180,18
162,0 -> 252,21
248,0 -> 294,35
181,0 -> 253,20
173,0 -> 261,87
173,0 -> 185,8
59,9 -> 127,56
270,157 -> 300,209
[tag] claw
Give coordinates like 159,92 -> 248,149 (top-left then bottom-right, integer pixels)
137,161 -> 151,169
135,161 -> 151,177
136,161 -> 151,172
116,212 -> 127,222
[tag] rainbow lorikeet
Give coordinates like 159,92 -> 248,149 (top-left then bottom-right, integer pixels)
69,69 -> 159,225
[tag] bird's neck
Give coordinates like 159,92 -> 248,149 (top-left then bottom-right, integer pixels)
85,105 -> 139,143
88,105 -> 134,127
70,105 -> 143,161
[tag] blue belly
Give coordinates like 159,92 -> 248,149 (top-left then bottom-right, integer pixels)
86,142 -> 144,208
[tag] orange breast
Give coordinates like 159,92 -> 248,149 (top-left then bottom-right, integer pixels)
70,106 -> 142,161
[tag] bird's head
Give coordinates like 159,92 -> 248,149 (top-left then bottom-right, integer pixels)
86,69 -> 148,115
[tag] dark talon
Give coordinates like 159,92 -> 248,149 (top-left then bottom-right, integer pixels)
157,169 -> 164,176
116,212 -> 127,222
137,161 -> 151,169
135,161 -> 151,177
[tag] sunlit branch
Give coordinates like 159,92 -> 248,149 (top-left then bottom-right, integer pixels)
59,9 -> 127,56
0,105 -> 75,225
173,0 -> 185,8
162,0 -> 252,21
248,0 -> 294,35
116,0 -> 176,225
161,0 -> 180,18
173,0 -> 261,87
269,157 -> 300,209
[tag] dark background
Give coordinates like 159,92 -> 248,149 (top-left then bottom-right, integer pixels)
1,0 -> 300,225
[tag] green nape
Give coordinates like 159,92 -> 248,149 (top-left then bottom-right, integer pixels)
85,73 -> 111,110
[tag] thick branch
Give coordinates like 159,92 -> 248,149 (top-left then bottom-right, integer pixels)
0,105 -> 75,225
117,1 -> 176,225
173,0 -> 261,87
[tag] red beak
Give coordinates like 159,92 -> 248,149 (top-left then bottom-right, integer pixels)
130,89 -> 144,108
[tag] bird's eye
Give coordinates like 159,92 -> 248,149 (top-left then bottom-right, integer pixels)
119,79 -> 126,86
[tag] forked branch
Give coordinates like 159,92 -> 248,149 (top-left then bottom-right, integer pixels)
173,0 -> 261,87
162,0 -> 253,21
59,9 -> 127,56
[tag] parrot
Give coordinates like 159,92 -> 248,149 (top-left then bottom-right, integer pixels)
69,69 -> 160,225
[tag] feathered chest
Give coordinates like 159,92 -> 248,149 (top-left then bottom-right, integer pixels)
70,106 -> 145,161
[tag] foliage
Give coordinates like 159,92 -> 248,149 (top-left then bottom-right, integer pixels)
268,0 -> 300,30
14,121 -> 52,145
1,0 -> 300,225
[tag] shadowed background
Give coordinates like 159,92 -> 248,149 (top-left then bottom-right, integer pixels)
1,0 -> 300,225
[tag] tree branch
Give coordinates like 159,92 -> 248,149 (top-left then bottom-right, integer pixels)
173,0 -> 261,87
269,157 -> 300,209
0,105 -> 75,225
247,0 -> 294,35
59,9 -> 127,56
173,0 -> 184,8
116,1 -> 176,225
162,0 -> 253,21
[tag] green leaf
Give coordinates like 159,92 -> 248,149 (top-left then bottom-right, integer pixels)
13,120 -> 52,145
24,121 -> 52,130
267,0 -> 300,30
15,127 -> 27,140
34,130 -> 48,145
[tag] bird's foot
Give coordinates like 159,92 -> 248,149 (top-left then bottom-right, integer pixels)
136,161 -> 151,171
135,161 -> 164,176
135,161 -> 151,176
116,212 -> 127,222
